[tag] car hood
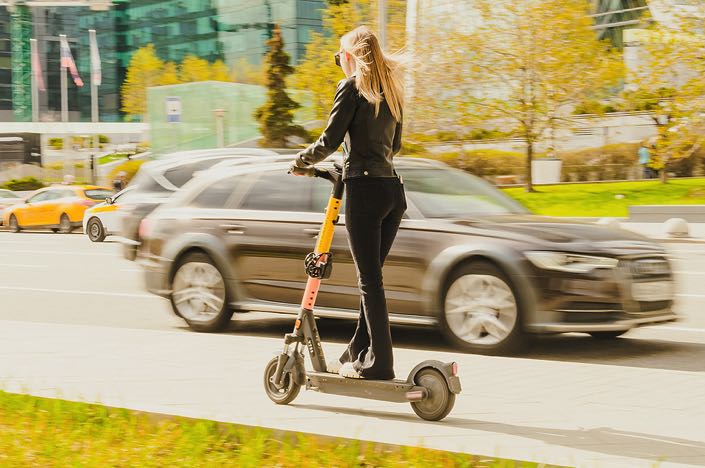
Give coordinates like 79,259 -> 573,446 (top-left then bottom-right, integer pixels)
434,214 -> 666,256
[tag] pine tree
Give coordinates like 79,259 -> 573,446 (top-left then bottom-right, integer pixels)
180,55 -> 212,82
211,59 -> 231,82
159,61 -> 181,86
255,24 -> 306,147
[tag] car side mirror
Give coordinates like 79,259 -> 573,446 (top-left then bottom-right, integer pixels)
105,197 -> 113,205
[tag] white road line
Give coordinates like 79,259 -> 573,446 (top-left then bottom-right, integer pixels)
0,250 -> 115,257
0,286 -> 155,299
650,326 -> 705,333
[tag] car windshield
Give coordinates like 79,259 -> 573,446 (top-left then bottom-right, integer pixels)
398,167 -> 528,218
84,189 -> 114,200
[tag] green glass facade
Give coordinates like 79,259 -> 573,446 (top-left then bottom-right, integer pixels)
1,0 -> 324,122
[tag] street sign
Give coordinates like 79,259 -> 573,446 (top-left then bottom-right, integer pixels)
166,96 -> 181,123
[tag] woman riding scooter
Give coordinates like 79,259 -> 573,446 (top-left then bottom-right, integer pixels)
291,26 -> 405,380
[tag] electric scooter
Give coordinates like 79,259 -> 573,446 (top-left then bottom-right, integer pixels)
263,161 -> 461,421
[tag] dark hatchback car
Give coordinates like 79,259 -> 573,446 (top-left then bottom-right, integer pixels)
119,148 -> 281,260
137,157 -> 677,355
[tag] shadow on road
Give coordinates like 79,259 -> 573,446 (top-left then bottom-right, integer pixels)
292,403 -> 705,466
214,314 -> 705,373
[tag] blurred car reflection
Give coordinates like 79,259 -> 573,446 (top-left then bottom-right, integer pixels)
138,157 -> 677,355
119,148 -> 283,260
3,185 -> 112,233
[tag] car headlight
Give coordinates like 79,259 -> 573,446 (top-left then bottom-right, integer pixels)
525,251 -> 618,273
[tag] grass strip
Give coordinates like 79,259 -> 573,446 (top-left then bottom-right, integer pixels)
0,391 -> 547,467
502,178 -> 705,217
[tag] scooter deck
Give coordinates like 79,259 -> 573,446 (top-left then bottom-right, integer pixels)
306,371 -> 427,403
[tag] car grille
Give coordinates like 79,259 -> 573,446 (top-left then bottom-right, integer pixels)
625,257 -> 672,279
620,256 -> 673,314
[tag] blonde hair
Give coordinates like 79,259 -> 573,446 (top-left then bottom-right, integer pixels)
341,26 -> 404,122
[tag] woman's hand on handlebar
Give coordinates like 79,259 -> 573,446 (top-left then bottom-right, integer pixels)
288,157 -> 316,177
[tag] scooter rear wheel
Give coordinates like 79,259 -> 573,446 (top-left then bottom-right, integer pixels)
410,368 -> 455,421
264,356 -> 301,405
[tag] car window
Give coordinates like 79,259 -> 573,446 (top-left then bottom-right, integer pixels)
84,189 -> 114,200
239,171 -> 313,212
312,177 -> 345,215
56,190 -> 75,199
189,176 -> 241,209
398,167 -> 528,218
163,157 -> 237,188
130,170 -> 172,194
26,191 -> 49,203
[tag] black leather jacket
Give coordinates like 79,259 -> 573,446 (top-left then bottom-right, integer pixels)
296,77 -> 402,180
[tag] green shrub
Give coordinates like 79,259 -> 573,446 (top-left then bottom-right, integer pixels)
98,134 -> 110,144
438,149 -> 526,178
48,138 -> 63,150
557,143 -> 639,182
108,160 -> 145,185
1,177 -> 46,191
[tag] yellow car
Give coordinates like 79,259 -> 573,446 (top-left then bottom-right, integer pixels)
3,185 -> 113,233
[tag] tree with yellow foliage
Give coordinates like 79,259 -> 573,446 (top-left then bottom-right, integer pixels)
448,0 -> 623,191
179,55 -> 212,82
159,61 -> 180,86
211,59 -> 231,82
121,44 -> 164,121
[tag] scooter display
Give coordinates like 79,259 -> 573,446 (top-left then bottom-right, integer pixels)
263,161 -> 461,421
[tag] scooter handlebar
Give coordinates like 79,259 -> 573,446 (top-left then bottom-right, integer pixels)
288,165 -> 341,182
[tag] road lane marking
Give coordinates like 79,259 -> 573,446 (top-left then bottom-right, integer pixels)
0,250 -> 115,257
0,286 -> 155,299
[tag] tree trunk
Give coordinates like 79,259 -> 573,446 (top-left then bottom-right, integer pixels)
661,155 -> 669,183
525,140 -> 534,192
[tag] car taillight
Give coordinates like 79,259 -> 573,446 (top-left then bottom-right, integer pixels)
139,218 -> 153,239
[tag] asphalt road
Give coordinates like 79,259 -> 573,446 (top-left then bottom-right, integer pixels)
1,231 -> 704,466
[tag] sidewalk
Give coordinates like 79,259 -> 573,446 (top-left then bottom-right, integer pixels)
0,320 -> 703,467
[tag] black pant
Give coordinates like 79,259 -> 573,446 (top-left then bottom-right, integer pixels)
339,176 -> 406,380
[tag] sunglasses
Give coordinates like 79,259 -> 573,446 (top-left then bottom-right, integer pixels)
334,52 -> 341,67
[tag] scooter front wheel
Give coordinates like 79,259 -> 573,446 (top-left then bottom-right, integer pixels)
410,368 -> 455,421
263,356 -> 301,405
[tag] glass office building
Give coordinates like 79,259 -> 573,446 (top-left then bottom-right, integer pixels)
0,0 -> 324,122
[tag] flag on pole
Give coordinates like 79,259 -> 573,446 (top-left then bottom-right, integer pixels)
89,29 -> 101,86
30,38 -> 46,92
59,34 -> 84,87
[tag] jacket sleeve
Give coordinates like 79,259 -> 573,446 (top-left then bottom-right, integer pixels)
296,78 -> 357,166
392,116 -> 403,156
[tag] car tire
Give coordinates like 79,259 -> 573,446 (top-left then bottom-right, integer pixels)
170,252 -> 233,333
87,217 -> 107,242
589,330 -> 629,339
59,214 -> 73,234
8,215 -> 20,233
439,260 -> 527,355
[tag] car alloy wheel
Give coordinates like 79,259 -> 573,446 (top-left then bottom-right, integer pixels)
8,215 -> 20,233
87,218 -> 106,242
171,252 -> 233,332
59,214 -> 72,234
440,261 -> 526,355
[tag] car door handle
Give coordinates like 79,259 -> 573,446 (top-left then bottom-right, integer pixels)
303,228 -> 320,238
220,223 -> 246,234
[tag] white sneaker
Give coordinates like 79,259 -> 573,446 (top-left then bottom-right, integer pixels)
327,359 -> 343,374
339,362 -> 362,379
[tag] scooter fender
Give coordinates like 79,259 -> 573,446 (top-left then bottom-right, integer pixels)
406,360 -> 462,394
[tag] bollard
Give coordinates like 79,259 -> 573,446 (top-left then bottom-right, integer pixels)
663,218 -> 690,238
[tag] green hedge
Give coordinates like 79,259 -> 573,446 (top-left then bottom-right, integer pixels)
438,149 -> 526,178
1,177 -> 46,191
